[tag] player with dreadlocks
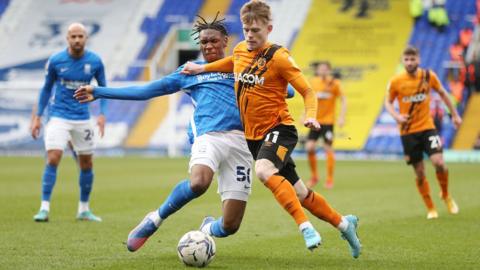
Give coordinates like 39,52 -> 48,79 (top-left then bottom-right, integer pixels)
75,14 -> 255,252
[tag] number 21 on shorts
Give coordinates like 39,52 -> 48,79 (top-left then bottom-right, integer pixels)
428,135 -> 442,149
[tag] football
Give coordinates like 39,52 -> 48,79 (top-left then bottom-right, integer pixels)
177,230 -> 216,268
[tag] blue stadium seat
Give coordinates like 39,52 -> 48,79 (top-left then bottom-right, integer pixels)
366,0 -> 477,153
122,0 -> 204,81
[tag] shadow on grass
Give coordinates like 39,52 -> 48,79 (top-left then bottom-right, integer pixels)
103,251 -> 434,270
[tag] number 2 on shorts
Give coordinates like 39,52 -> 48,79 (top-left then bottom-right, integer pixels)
84,129 -> 93,141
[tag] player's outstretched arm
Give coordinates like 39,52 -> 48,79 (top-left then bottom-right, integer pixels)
182,56 -> 234,75
74,85 -> 96,103
181,61 -> 205,75
204,56 -> 234,73
75,76 -> 183,103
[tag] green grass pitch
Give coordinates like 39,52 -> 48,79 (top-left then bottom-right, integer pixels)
0,156 -> 478,269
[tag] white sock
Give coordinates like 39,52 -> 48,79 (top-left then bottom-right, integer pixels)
40,201 -> 50,212
78,201 -> 90,213
337,216 -> 349,232
148,211 -> 163,227
299,221 -> 314,232
201,222 -> 212,235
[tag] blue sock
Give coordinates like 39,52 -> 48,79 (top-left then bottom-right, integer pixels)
158,179 -> 199,219
42,164 -> 58,201
210,217 -> 230,238
79,168 -> 94,202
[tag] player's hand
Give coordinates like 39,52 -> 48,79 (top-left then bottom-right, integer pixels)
394,114 -> 408,124
97,115 -> 106,138
31,116 -> 41,139
74,85 -> 95,103
452,114 -> 462,129
181,61 -> 205,75
304,118 -> 321,130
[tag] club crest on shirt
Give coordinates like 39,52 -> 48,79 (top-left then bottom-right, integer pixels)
84,64 -> 91,75
257,57 -> 266,69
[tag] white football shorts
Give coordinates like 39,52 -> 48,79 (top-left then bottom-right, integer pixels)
44,117 -> 95,155
189,130 -> 253,202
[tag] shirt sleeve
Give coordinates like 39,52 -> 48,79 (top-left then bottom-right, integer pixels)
36,58 -> 56,117
204,56 -> 234,73
429,71 -> 442,91
93,70 -> 184,100
274,50 -> 303,82
289,75 -> 317,119
275,50 -> 317,119
387,79 -> 397,102
95,59 -> 108,115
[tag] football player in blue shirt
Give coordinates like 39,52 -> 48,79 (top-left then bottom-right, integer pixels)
31,23 -> 107,222
75,15 -> 257,252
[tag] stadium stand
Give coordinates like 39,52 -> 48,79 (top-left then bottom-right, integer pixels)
365,0 -> 477,154
0,0 -> 183,153
121,0 -> 203,81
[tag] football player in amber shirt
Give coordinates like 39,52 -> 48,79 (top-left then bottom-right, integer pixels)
385,46 -> 462,219
305,61 -> 347,189
183,0 -> 361,258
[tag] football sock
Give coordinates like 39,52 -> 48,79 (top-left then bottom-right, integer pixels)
416,177 -> 435,210
40,200 -> 50,212
41,164 -> 57,201
308,151 -> 318,180
210,217 -> 230,238
337,216 -> 349,232
264,174 -> 309,226
298,221 -> 314,231
158,179 -> 199,220
301,190 -> 342,227
326,150 -> 335,183
79,168 -> 94,202
436,169 -> 449,199
78,201 -> 89,213
148,211 -> 162,227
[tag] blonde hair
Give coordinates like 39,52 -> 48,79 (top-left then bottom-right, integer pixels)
240,0 -> 272,25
